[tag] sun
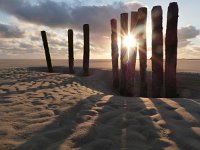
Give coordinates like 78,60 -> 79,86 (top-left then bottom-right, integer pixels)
123,34 -> 136,49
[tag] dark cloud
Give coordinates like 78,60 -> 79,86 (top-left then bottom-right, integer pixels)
0,0 -> 143,34
0,23 -> 24,38
178,25 -> 200,48
179,25 -> 200,40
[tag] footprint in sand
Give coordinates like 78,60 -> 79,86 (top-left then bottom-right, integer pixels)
0,90 -> 7,94
79,110 -> 98,116
171,114 -> 183,120
48,104 -> 59,109
0,130 -> 7,137
163,105 -> 177,111
140,107 -> 157,116
31,100 -> 46,106
48,104 -> 60,115
0,99 -> 12,104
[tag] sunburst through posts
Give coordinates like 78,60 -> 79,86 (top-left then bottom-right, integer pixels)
123,34 -> 137,52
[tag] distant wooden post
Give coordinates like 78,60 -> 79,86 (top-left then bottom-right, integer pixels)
165,2 -> 179,98
83,24 -> 90,76
41,31 -> 53,73
68,29 -> 74,74
127,11 -> 138,96
111,19 -> 119,88
137,7 -> 147,97
151,6 -> 163,98
120,13 -> 128,96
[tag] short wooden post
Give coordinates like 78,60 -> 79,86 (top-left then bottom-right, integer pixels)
111,19 -> 119,88
83,24 -> 90,76
165,2 -> 179,98
137,7 -> 147,97
151,6 -> 163,98
120,13 -> 128,96
41,31 -> 53,73
68,29 -> 74,74
127,11 -> 138,96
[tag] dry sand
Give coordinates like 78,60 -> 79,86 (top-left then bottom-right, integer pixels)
0,60 -> 200,150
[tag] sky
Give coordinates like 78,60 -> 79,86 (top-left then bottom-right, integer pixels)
0,0 -> 199,59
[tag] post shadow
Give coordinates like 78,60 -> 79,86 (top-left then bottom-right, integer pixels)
15,93 -> 105,150
76,97 -> 169,149
150,98 -> 200,150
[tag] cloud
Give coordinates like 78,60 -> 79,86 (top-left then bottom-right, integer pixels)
0,23 -> 24,38
0,0 -> 143,34
178,25 -> 200,48
178,46 -> 200,59
179,25 -> 200,40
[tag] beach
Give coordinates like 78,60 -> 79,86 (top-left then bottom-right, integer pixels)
0,59 -> 200,150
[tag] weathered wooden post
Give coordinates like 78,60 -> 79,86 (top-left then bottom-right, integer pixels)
151,6 -> 163,97
83,24 -> 90,76
111,19 -> 119,88
120,13 -> 128,96
137,7 -> 147,97
41,31 -> 53,73
165,2 -> 179,98
127,11 -> 138,96
68,29 -> 74,74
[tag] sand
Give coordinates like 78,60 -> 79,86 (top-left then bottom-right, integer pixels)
0,60 -> 200,150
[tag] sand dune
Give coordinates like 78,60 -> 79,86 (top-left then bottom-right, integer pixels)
0,66 -> 200,150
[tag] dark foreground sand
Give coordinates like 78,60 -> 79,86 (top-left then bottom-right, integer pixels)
0,60 -> 200,150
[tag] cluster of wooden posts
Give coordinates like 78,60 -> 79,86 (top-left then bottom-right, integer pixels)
111,2 -> 179,98
41,24 -> 90,76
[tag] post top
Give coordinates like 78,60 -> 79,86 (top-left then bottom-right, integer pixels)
152,5 -> 162,10
169,2 -> 178,6
68,29 -> 73,32
120,13 -> 128,17
111,18 -> 117,22
138,7 -> 147,12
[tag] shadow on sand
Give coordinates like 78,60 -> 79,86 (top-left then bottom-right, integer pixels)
0,67 -> 199,149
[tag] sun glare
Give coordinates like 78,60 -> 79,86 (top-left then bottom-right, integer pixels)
123,34 -> 136,49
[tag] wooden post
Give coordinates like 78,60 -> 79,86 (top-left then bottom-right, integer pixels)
41,31 -> 53,73
83,24 -> 90,76
120,13 -> 128,96
165,2 -> 179,98
151,6 -> 163,98
68,29 -> 74,74
127,11 -> 138,96
137,7 -> 147,97
111,19 -> 119,88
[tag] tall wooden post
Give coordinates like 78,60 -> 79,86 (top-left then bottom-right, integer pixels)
83,24 -> 90,76
41,31 -> 53,73
68,29 -> 74,74
137,7 -> 147,97
127,11 -> 138,96
120,13 -> 128,96
111,19 -> 119,88
151,6 -> 163,98
165,2 -> 179,98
